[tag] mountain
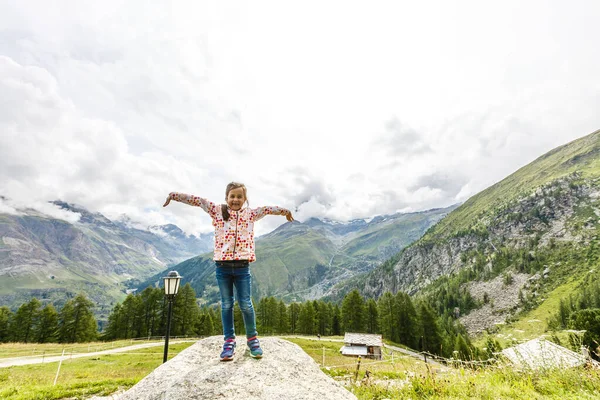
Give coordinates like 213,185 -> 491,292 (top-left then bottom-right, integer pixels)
138,206 -> 457,304
0,201 -> 213,319
339,129 -> 600,335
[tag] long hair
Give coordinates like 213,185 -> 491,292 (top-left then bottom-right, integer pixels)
221,182 -> 248,221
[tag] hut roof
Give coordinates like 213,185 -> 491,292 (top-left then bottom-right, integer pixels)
343,333 -> 383,347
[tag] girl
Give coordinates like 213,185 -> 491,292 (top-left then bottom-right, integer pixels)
163,182 -> 294,361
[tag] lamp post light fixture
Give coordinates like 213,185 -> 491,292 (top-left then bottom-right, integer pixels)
163,270 -> 182,363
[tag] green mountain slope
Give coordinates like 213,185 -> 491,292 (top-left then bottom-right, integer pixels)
338,129 -> 600,336
425,129 -> 600,241
0,203 -> 213,320
140,206 -> 456,303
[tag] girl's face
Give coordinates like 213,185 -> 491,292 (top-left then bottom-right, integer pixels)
227,187 -> 246,211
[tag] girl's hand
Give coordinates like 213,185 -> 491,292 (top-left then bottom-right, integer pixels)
163,195 -> 172,207
285,210 -> 295,222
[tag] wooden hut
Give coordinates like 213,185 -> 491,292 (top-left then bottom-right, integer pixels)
340,333 -> 383,360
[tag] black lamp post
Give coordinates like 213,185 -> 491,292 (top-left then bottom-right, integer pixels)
163,270 -> 182,363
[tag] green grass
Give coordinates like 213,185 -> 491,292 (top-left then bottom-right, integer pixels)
484,280 -> 582,347
350,366 -> 600,400
0,342 -> 194,400
2,338 -> 600,399
287,337 -> 600,400
0,339 -> 168,359
286,336 -> 430,373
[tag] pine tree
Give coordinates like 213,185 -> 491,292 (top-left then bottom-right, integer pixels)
59,293 -> 97,343
558,298 -> 572,328
454,334 -> 471,360
11,298 -> 41,342
103,303 -> 124,340
233,304 -> 244,336
276,300 -> 289,334
341,289 -> 365,333
378,292 -> 396,341
257,296 -> 278,335
315,300 -> 331,336
117,294 -> 142,338
327,302 -> 335,335
173,283 -> 200,336
332,305 -> 342,336
395,292 -> 418,348
73,293 -> 98,342
0,306 -> 12,342
212,305 -> 222,336
140,287 -> 164,337
128,295 -> 145,338
288,302 -> 300,334
196,308 -> 215,336
257,297 -> 270,334
365,298 -> 379,334
58,299 -> 75,343
267,297 -> 278,334
418,302 -> 444,355
568,308 -> 600,358
298,301 -> 316,334
35,304 -> 59,343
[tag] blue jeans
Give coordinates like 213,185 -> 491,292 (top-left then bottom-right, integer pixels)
215,265 -> 257,340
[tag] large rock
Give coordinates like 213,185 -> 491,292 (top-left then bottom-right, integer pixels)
96,336 -> 356,400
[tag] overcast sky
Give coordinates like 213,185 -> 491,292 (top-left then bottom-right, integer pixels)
1,0 -> 599,236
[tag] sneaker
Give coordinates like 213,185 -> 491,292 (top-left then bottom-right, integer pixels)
220,339 -> 236,361
247,336 -> 263,358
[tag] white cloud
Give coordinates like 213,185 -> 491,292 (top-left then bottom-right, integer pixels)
0,198 -> 22,216
0,0 -> 599,239
32,202 -> 82,224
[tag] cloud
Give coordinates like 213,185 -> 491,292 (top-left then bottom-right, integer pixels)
0,197 -> 81,223
289,170 -> 335,209
0,54 -> 218,235
409,172 -> 468,199
1,1 -> 600,238
33,201 -> 82,224
373,117 -> 433,157
0,198 -> 22,216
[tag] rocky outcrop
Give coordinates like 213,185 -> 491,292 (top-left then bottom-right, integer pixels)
92,336 -> 356,400
357,177 -> 600,334
362,235 -> 477,297
364,178 -> 597,295
458,272 -> 530,335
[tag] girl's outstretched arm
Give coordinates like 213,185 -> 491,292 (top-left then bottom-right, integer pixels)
253,206 -> 294,222
162,192 -> 219,218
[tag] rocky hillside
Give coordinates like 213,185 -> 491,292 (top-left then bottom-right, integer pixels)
0,201 -> 213,312
139,206 -> 456,304
338,129 -> 600,334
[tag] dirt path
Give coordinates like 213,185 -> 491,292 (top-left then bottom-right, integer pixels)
0,340 -> 197,368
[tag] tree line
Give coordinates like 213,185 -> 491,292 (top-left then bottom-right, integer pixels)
548,268 -> 600,359
0,293 -> 97,343
0,285 -> 483,360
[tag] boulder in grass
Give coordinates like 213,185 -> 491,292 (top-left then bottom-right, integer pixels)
92,336 -> 357,400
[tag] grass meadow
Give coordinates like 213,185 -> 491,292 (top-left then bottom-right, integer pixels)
286,337 -> 600,400
0,341 -> 194,400
1,337 -> 599,399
